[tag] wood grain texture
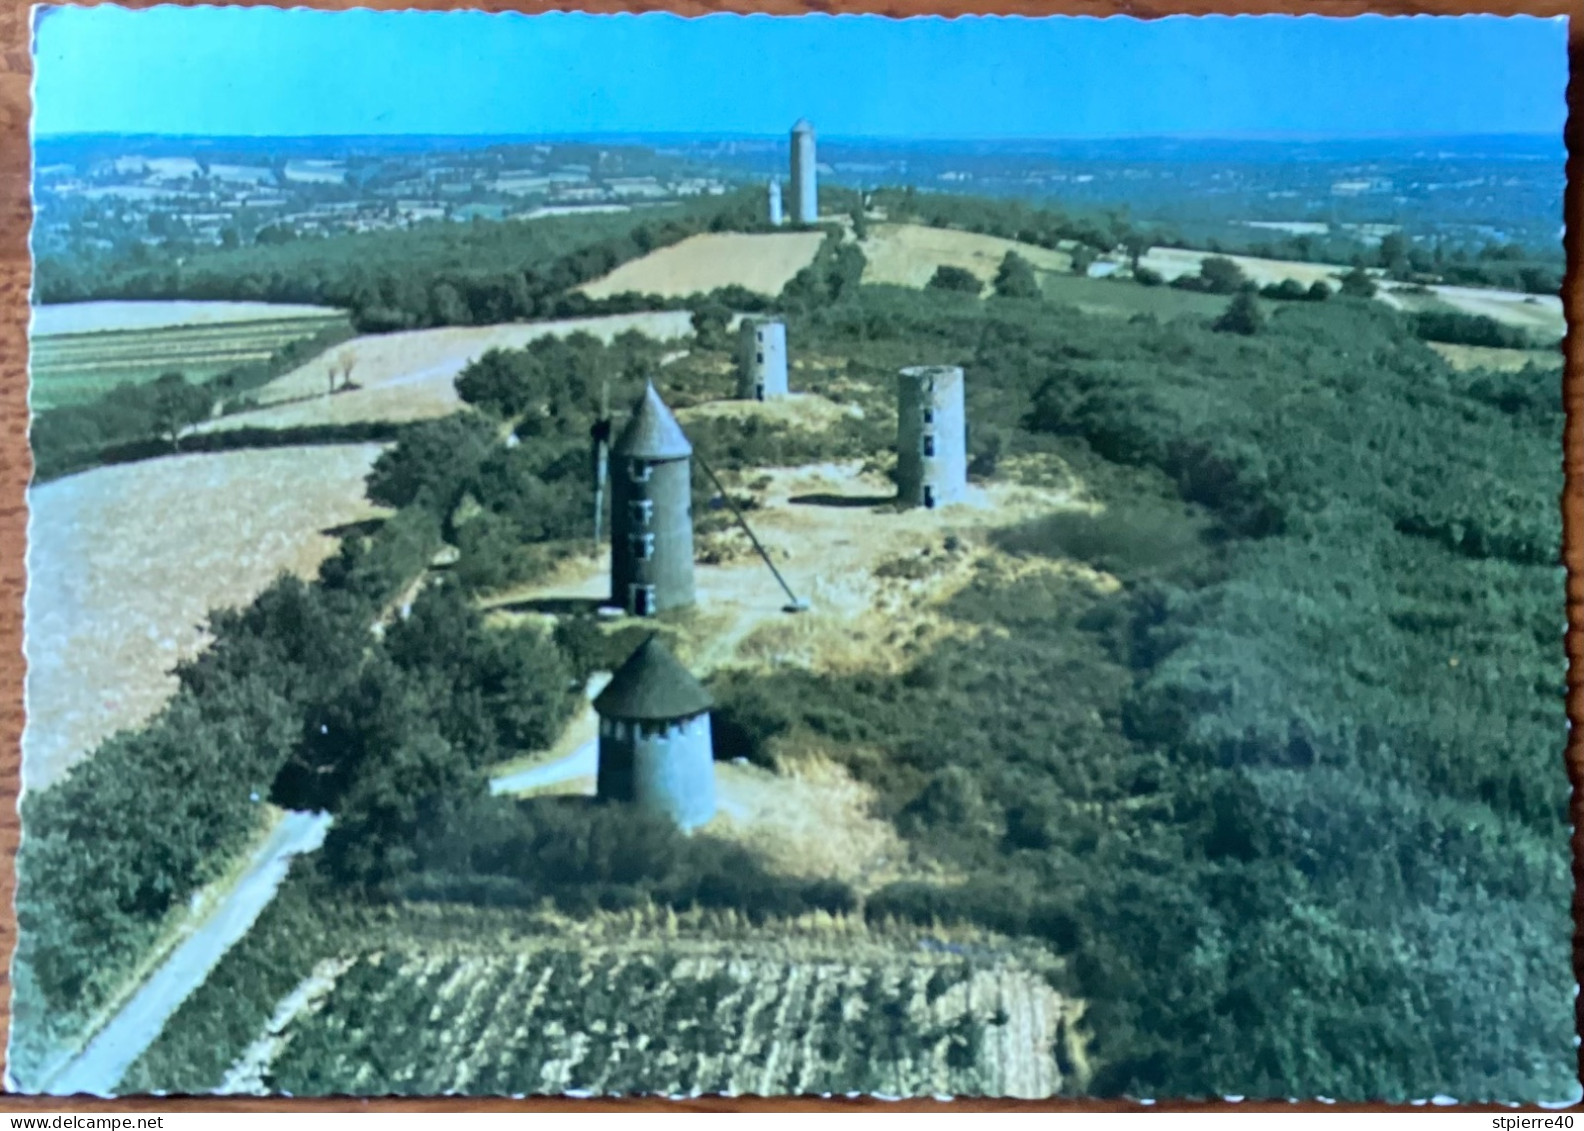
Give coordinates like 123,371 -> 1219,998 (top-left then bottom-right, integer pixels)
0,0 -> 1575,1112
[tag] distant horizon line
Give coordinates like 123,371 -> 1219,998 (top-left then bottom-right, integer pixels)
32,129 -> 1564,145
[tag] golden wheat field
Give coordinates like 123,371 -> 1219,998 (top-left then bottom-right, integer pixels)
578,232 -> 826,300
203,312 -> 697,432
24,444 -> 388,790
858,223 -> 1072,289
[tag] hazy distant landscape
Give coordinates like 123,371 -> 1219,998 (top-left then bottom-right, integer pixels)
33,132 -> 1565,282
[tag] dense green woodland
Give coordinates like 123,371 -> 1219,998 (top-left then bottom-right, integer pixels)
34,190 -> 771,325
16,203 -> 1571,1097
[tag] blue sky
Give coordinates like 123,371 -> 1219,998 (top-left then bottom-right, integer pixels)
32,8 -> 1567,140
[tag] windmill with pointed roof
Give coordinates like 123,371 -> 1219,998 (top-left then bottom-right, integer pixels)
609,381 -> 695,617
595,634 -> 715,830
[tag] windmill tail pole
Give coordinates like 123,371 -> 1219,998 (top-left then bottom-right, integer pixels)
695,453 -> 808,613
593,442 -> 608,542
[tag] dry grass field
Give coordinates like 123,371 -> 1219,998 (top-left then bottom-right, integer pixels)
577,232 -> 826,300
1136,246 -> 1345,289
201,312 -> 696,431
217,906 -> 1081,1098
859,223 -> 1072,289
1426,341 -> 1563,372
676,392 -> 864,434
24,444 -> 388,790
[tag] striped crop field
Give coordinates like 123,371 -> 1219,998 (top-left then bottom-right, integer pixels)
129,902 -> 1084,1099
30,301 -> 350,410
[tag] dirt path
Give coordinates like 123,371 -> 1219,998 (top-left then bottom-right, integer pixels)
38,810 -> 331,1097
490,736 -> 598,796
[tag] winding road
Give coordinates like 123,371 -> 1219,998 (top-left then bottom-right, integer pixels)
40,810 -> 331,1097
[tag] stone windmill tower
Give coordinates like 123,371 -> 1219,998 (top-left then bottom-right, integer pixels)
594,635 -> 716,830
767,178 -> 784,227
896,365 -> 968,509
737,317 -> 788,401
610,382 -> 695,617
790,119 -> 818,225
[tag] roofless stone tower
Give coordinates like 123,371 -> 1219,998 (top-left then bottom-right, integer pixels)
790,119 -> 818,225
896,365 -> 968,509
610,382 -> 695,617
737,317 -> 788,401
595,635 -> 715,830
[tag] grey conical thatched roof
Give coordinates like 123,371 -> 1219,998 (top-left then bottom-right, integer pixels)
594,635 -> 713,721
612,382 -> 692,460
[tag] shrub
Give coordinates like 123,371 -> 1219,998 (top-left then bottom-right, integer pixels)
927,265 -> 984,295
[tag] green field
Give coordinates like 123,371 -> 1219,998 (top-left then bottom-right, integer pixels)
1035,272 -> 1229,319
30,311 -> 351,410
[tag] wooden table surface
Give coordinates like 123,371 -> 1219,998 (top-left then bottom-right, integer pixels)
0,0 -> 1575,1111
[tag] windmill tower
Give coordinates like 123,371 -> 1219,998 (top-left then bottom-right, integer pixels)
790,120 -> 818,225
736,317 -> 788,401
896,365 -> 968,510
594,634 -> 715,830
767,178 -> 784,228
610,382 -> 695,617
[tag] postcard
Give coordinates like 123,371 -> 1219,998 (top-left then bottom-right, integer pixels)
15,6 -> 1574,1102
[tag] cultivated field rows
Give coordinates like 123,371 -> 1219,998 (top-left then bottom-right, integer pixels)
239,928 -> 1072,1098
31,313 -> 350,409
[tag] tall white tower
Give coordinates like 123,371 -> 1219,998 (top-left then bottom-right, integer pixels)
767,179 -> 784,227
896,366 -> 968,510
737,317 -> 789,401
790,119 -> 817,225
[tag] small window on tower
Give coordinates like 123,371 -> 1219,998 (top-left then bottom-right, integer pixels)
922,434 -> 936,458
629,498 -> 654,526
629,460 -> 651,484
630,532 -> 656,561
756,352 -> 764,364
630,584 -> 654,616
923,408 -> 935,424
